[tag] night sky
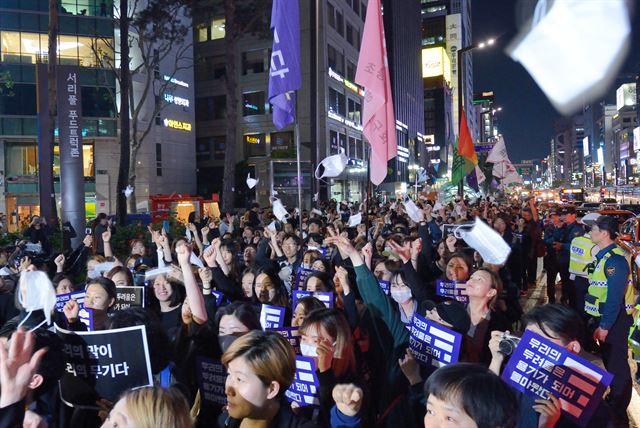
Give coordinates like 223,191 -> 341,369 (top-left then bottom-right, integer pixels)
473,0 -> 640,162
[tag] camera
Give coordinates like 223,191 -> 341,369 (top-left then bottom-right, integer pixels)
499,333 -> 521,356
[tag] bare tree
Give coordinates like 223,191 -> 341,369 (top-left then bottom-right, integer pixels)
97,0 -> 192,224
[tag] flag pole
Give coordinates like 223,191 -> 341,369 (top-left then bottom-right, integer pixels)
295,96 -> 303,220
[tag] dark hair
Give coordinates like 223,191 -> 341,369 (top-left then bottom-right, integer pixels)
86,277 -> 117,308
283,233 -> 302,247
425,363 -> 518,428
150,275 -> 186,308
105,265 -> 134,287
32,329 -> 65,396
305,233 -> 324,246
303,271 -> 334,292
215,301 -> 261,332
106,308 -> 171,374
253,267 -> 289,308
522,304 -> 584,345
52,273 -> 73,290
293,296 -> 326,316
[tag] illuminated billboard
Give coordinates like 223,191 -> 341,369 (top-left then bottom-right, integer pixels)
582,136 -> 589,157
421,47 -> 451,83
616,83 -> 636,111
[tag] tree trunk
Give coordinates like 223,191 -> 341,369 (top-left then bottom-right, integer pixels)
44,0 -> 58,225
117,0 -> 131,226
222,0 -> 238,212
127,146 -> 138,213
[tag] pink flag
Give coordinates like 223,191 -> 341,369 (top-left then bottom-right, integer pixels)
355,0 -> 396,185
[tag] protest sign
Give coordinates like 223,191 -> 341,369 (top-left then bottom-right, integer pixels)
260,304 -> 285,329
409,314 -> 462,368
285,356 -> 320,406
502,330 -> 613,427
56,324 -> 153,405
56,291 -> 85,312
113,286 -> 145,311
292,290 -> 334,309
378,280 -> 390,295
212,290 -> 225,306
268,326 -> 301,354
435,280 -> 468,304
78,308 -> 93,331
294,268 -> 316,290
196,357 -> 227,406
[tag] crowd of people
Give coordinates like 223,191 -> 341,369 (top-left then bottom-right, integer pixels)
0,194 -> 636,428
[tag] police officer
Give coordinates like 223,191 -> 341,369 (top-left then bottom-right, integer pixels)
543,208 -> 564,303
586,215 -> 635,427
554,206 -> 584,307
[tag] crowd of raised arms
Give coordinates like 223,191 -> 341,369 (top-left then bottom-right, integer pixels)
0,194 -> 635,428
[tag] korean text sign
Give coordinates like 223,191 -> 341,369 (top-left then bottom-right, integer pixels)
260,304 -> 285,330
409,314 -> 462,368
196,357 -> 227,406
435,280 -> 468,304
113,286 -> 145,311
292,290 -> 334,309
56,324 -> 153,405
502,330 -> 613,426
285,356 -> 320,406
56,291 -> 85,312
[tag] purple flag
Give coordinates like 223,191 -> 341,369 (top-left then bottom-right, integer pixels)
491,178 -> 499,189
466,170 -> 479,192
268,0 -> 301,129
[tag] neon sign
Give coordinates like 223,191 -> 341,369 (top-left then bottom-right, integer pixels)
163,118 -> 192,132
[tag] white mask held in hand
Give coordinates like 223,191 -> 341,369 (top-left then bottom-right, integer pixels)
246,173 -> 258,189
507,0 -> 630,115
403,196 -> 423,223
433,201 -> 443,211
271,197 -> 290,223
347,213 -> 362,227
454,217 -> 511,265
315,149 -> 348,179
123,185 -> 134,198
390,288 -> 413,304
18,271 -> 57,328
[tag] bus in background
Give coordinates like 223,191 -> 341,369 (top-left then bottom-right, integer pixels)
559,187 -> 586,204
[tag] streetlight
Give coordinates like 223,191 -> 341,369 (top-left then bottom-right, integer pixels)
456,36 -> 497,196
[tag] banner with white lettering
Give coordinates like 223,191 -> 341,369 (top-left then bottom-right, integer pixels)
268,326 -> 301,354
78,308 -> 93,331
56,324 -> 153,405
409,314 -> 462,368
260,304 -> 285,330
56,291 -> 85,312
502,330 -> 613,426
113,286 -> 145,311
294,268 -> 316,290
292,290 -> 334,309
435,280 -> 468,304
285,356 -> 320,407
378,280 -> 390,295
196,357 -> 227,406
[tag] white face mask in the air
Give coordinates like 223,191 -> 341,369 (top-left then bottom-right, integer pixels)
454,217 -> 511,265
315,149 -> 348,179
270,197 -> 290,223
18,270 -> 57,330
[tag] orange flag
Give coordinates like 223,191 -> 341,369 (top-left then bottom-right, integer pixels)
457,108 -> 478,165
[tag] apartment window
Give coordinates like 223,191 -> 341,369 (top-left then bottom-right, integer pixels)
81,87 -> 116,117
271,131 -> 295,159
196,95 -> 226,121
339,132 -> 347,151
53,144 -> 94,177
156,143 -> 162,176
327,2 -> 336,29
352,0 -> 360,15
330,130 -> 339,154
242,49 -> 265,75
361,2 -> 366,20
6,143 -> 37,176
346,60 -> 356,81
243,91 -> 266,116
329,87 -> 346,116
210,18 -> 225,40
0,84 -> 36,115
336,10 -> 344,36
327,44 -> 344,75
244,133 -> 266,157
195,24 -> 208,42
212,136 -> 226,160
346,22 -> 354,46
348,136 -> 357,158
347,98 -> 361,124
196,137 -> 210,161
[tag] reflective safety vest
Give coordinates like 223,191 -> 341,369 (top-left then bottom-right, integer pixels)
585,246 -> 635,317
629,305 -> 640,360
569,235 -> 596,278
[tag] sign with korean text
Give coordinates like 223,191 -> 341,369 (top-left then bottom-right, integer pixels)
56,291 -> 85,312
294,268 -> 315,290
260,304 -> 285,330
292,290 -> 334,309
285,356 -> 320,406
502,330 -> 613,426
196,357 -> 227,406
267,326 -> 301,354
436,280 -> 468,304
56,325 -> 153,405
409,314 -> 462,368
378,279 -> 390,295
78,308 -> 94,331
113,286 -> 145,311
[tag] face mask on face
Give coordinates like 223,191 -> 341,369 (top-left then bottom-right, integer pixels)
300,342 -> 318,357
390,288 -> 413,304
218,334 -> 241,353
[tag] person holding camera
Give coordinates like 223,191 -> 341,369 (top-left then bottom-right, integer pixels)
22,216 -> 51,256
